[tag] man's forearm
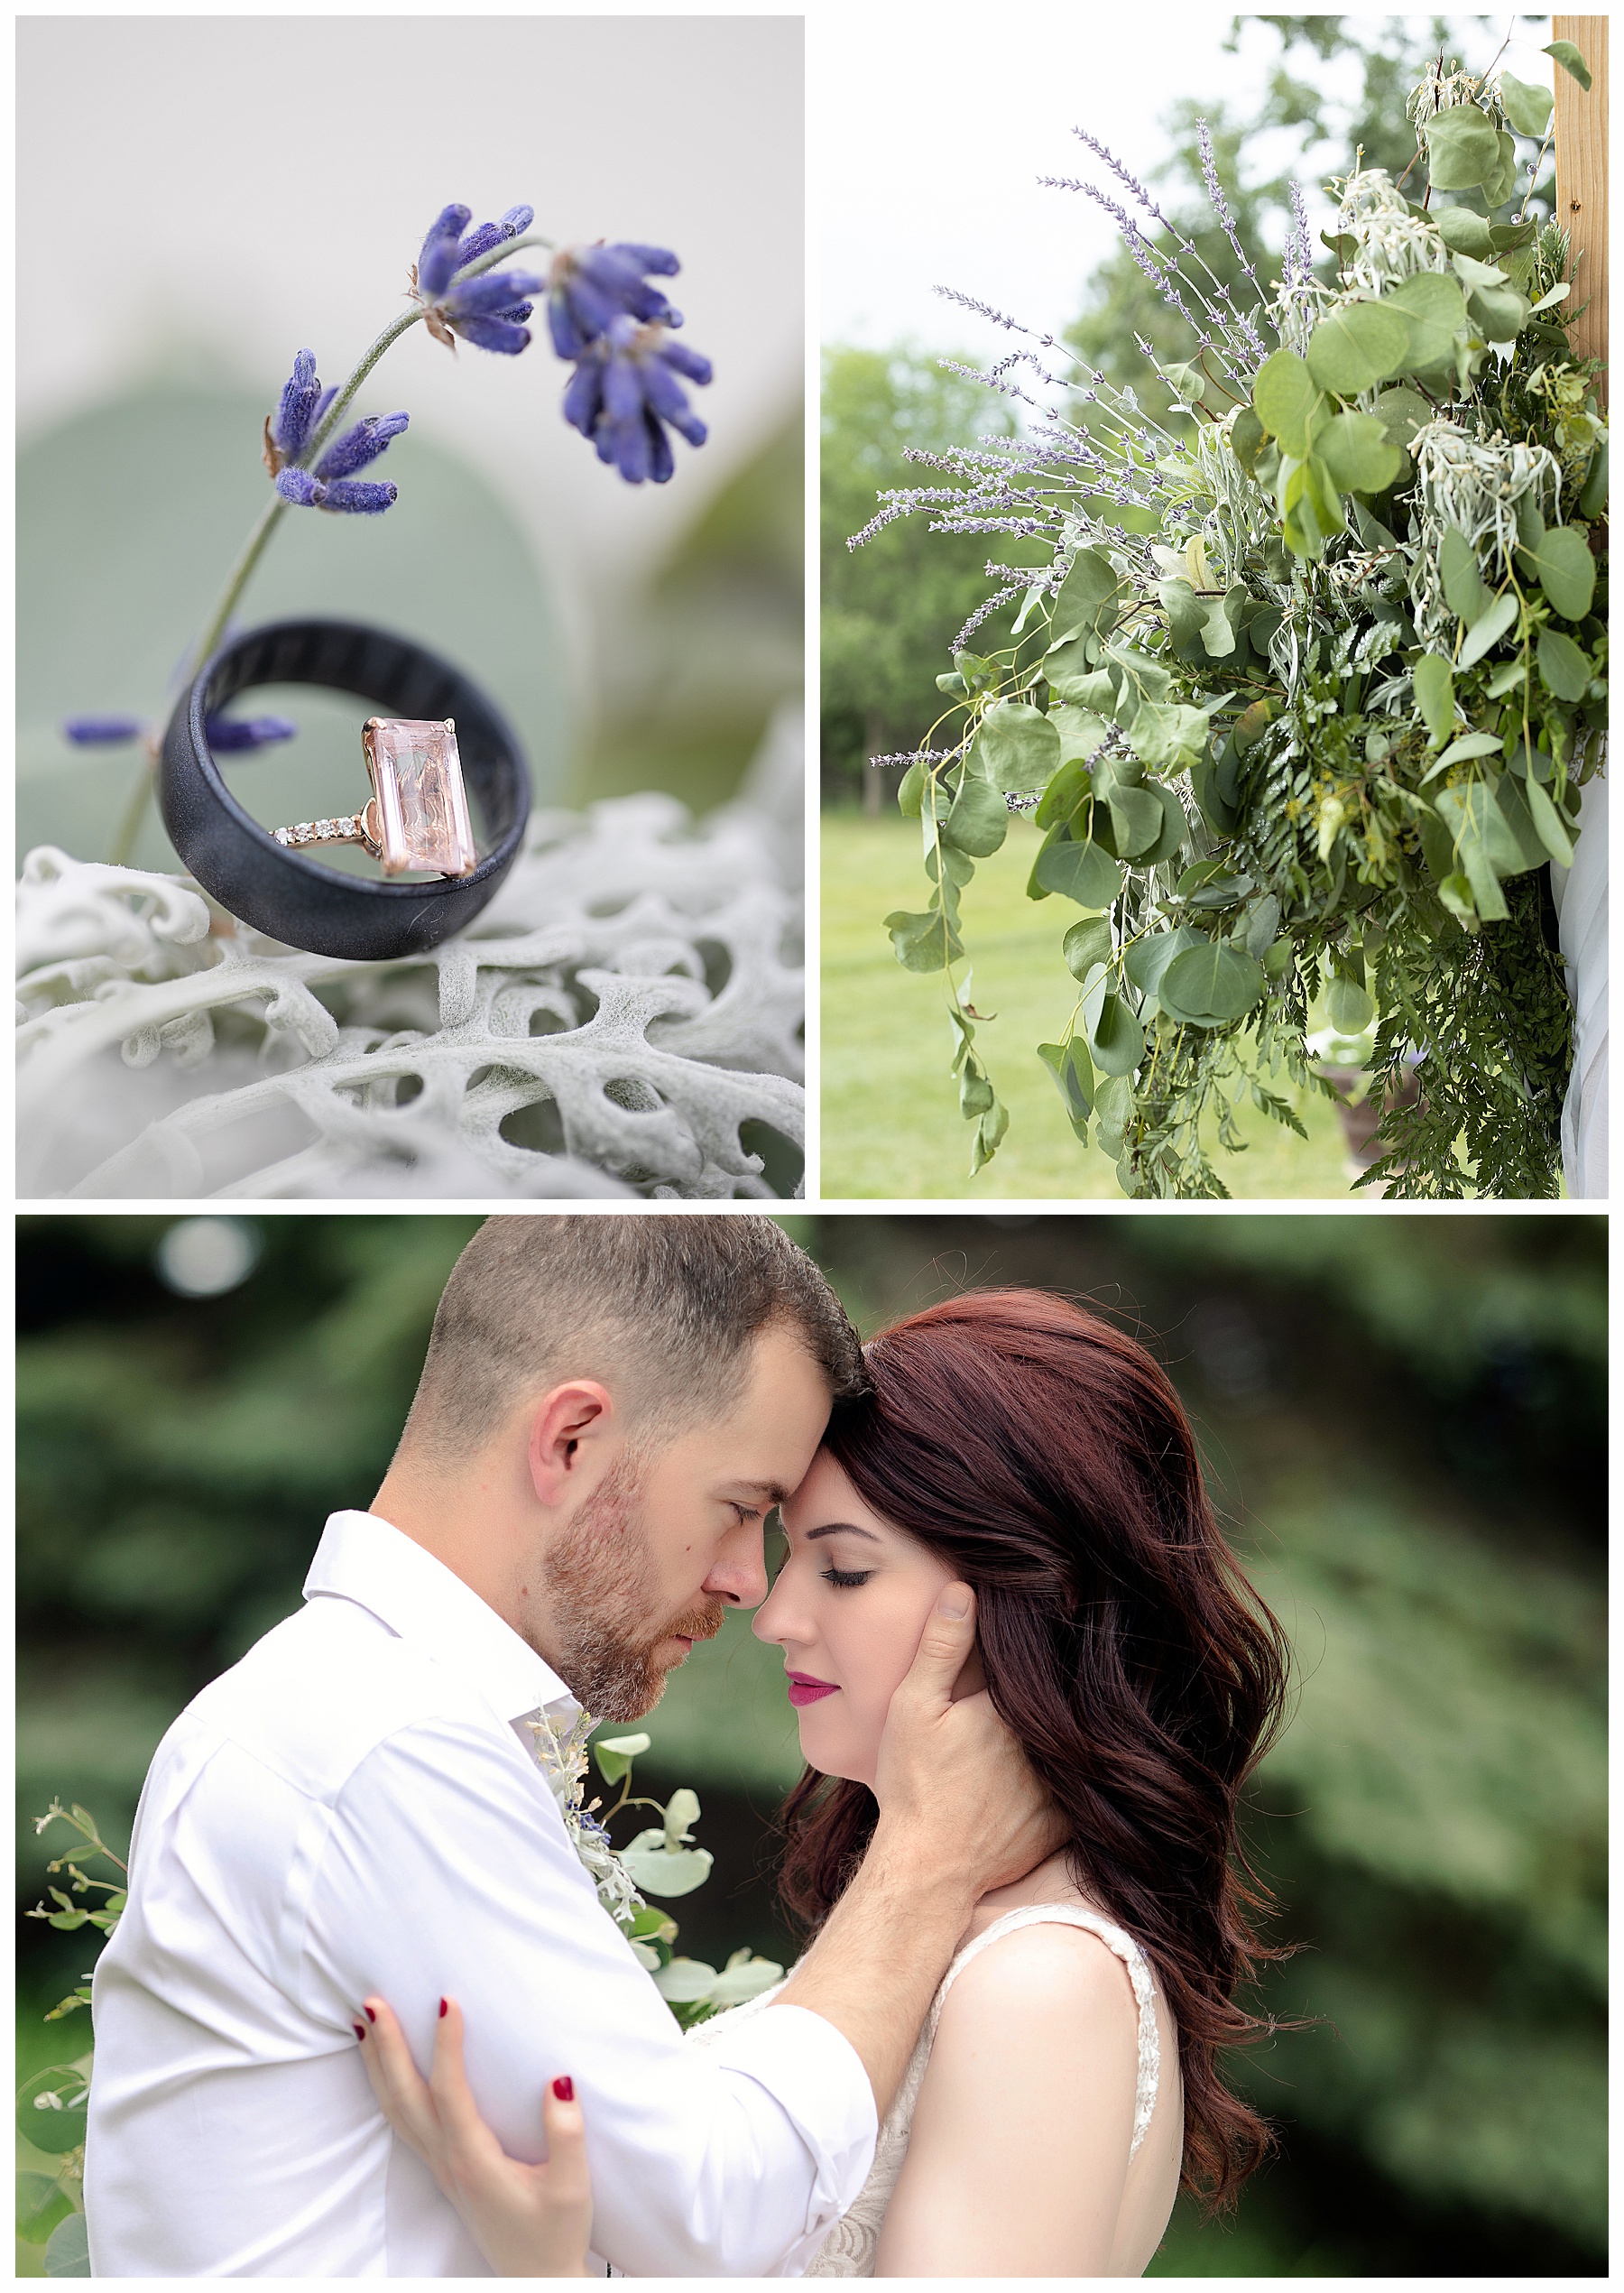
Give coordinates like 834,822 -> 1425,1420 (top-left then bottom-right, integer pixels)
774,1818 -> 976,2117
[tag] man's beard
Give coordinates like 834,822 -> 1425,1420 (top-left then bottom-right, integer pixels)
540,1456 -> 725,1721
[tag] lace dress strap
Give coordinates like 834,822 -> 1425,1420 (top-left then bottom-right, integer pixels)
929,1904 -> 1162,2159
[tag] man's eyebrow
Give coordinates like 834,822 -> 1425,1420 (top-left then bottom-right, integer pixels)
729,1478 -> 791,1506
805,1521 -> 882,1545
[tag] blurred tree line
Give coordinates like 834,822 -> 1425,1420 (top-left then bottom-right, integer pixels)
16,1212 -> 1604,2277
821,15 -> 1533,807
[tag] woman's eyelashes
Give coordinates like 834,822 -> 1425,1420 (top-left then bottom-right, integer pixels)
820,1564 -> 874,1589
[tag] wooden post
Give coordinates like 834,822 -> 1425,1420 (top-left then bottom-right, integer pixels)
1553,15 -> 1608,407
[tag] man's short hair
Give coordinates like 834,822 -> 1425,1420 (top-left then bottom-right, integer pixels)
401,1215 -> 866,1461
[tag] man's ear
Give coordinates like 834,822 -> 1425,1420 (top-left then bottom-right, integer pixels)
528,1381 -> 615,1505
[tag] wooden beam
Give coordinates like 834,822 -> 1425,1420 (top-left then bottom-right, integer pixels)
1553,14 -> 1608,408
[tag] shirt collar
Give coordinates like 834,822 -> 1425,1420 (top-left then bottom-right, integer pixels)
303,1511 -> 577,1728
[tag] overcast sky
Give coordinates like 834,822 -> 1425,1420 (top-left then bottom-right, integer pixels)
817,8 -> 1555,356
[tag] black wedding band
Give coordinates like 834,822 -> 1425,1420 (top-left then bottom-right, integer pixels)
159,618 -> 531,961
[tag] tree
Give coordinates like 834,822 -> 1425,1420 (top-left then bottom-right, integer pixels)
820,347 -> 1035,807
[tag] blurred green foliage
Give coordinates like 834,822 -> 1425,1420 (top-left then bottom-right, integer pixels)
16,1212 -> 1605,2275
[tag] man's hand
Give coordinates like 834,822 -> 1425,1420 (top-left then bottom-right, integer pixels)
872,1585 -> 1063,1902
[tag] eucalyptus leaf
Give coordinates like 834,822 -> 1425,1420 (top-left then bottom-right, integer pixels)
884,906 -> 963,973
1525,770 -> 1576,867
1047,661 -> 1117,711
1158,578 -> 1208,654
1088,991 -> 1145,1078
1440,526 -> 1492,624
652,1956 -> 721,2002
1468,282 -> 1530,341
1231,404 -> 1267,472
896,759 -> 925,818
1545,38 -> 1592,89
18,2068 -> 89,2158
1252,349 -> 1324,458
1048,546 -> 1123,644
1370,384 -> 1435,452
1244,892 -> 1281,960
1490,772 -> 1554,873
1124,924 -> 1207,998
1127,698 -> 1213,772
1424,103 -> 1501,191
1305,301 -> 1413,394
1326,972 -> 1376,1033
16,2172 -> 72,2246
1498,70 -> 1554,137
1158,939 -> 1268,1025
1478,128 -> 1519,210
1108,783 -> 1165,858
973,702 -> 1062,794
1142,782 -> 1190,865
1413,654 -> 1456,748
1576,442 -> 1609,522
1432,731 -> 1505,772
1537,624 -> 1592,701
1517,524 -> 1596,620
44,2213 -> 91,2279
1038,1038 -> 1095,1139
1063,914 -> 1114,980
942,772 -> 1009,857
1316,410 -> 1403,495
1049,705 -> 1110,764
1384,272 -> 1469,369
1034,755 -> 1093,830
1435,206 -> 1497,258
621,1830 -> 715,1898
1457,590 -> 1518,668
594,1730 -> 651,1784
1029,824 -> 1123,909
1527,281 -> 1572,317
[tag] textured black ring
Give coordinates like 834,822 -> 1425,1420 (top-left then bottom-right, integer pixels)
159,617 -> 531,961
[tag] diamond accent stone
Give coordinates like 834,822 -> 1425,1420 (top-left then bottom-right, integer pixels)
364,718 -> 477,878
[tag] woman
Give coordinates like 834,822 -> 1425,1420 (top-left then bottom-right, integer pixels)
360,1290 -> 1292,2275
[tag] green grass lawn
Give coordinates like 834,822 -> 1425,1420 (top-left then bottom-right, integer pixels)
820,811 -> 1359,1200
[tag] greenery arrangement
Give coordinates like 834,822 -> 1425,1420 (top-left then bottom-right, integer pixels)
869,33 -> 1606,1197
16,1732 -> 776,2274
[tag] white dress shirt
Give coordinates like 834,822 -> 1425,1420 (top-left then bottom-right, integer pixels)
84,1512 -> 876,2277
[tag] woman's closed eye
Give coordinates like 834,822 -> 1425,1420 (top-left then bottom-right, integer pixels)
821,1564 -> 873,1589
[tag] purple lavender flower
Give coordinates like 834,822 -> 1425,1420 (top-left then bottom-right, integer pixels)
274,409 -> 409,512
417,204 -> 475,300
547,243 -> 681,359
266,349 -> 338,472
62,714 -> 145,745
563,315 -> 711,485
413,201 -> 544,356
452,202 -> 535,270
204,713 -> 297,751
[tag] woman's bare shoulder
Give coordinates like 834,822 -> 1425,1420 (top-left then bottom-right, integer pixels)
939,1916 -> 1143,2039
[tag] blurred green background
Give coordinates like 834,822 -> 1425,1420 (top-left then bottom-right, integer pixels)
18,387 -> 799,875
16,1211 -> 1605,2275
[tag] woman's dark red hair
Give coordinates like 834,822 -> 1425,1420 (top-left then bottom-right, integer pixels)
778,1288 -> 1293,2209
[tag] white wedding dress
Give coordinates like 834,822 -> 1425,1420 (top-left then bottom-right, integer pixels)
687,1903 -> 1163,2278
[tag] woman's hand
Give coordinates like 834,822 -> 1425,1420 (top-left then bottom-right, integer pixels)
357,1995 -> 594,2278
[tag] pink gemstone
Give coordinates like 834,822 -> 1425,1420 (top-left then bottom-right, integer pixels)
364,718 -> 477,878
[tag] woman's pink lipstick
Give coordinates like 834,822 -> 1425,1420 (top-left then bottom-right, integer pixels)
787,1670 -> 839,1707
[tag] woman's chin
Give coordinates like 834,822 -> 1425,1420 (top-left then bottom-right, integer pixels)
796,1716 -> 878,1790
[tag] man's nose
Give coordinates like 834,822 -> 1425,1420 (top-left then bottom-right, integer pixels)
706,1520 -> 770,1609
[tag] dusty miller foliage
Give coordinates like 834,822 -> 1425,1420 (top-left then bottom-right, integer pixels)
17,728 -> 804,1200
866,41 -> 1607,1198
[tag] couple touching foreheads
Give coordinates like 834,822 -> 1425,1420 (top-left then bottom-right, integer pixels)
86,1216 -> 1290,2278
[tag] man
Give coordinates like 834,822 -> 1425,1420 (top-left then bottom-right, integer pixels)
86,1216 -> 1054,2276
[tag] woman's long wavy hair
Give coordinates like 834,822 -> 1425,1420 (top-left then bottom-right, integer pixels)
777,1288 -> 1294,2210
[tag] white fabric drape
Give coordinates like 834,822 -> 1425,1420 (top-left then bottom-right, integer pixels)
1550,772 -> 1609,1199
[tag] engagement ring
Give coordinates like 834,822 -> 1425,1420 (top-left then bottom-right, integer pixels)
272,717 -> 478,880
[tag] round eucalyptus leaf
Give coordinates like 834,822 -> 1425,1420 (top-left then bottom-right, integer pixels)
1545,38 -> 1592,90
1537,625 -> 1592,702
973,702 -> 1062,794
19,2067 -> 90,2157
620,1835 -> 715,1898
1159,940 -> 1268,1025
17,2172 -> 73,2246
652,1956 -> 721,2002
1435,205 -> 1497,258
45,2212 -> 91,2279
1087,991 -> 1145,1078
1498,70 -> 1553,137
1048,547 -> 1123,644
1423,103 -> 1501,191
1316,410 -> 1403,495
1478,129 -> 1519,210
1305,301 -> 1412,395
1384,272 -> 1468,369
1123,925 -> 1207,998
1231,405 -> 1267,472
1252,349 -> 1323,457
1469,282 -> 1530,341
1108,783 -> 1165,859
1063,914 -> 1114,981
1326,972 -> 1376,1034
1030,827 -> 1123,910
1142,782 -> 1190,866
1517,524 -> 1597,621
941,773 -> 1010,858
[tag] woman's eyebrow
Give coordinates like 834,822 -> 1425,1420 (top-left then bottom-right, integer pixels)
805,1521 -> 882,1544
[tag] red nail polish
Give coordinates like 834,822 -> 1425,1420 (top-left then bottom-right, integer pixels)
438,1997 -> 448,2019
552,2076 -> 575,2103
364,2005 -> 376,2023
353,2023 -> 366,2040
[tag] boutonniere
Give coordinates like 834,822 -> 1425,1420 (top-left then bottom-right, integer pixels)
527,1710 -> 782,2024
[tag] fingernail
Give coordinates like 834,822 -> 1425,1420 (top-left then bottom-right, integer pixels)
364,2005 -> 376,2023
937,1587 -> 970,1620
353,2022 -> 366,2041
552,2075 -> 575,2103
438,1997 -> 448,2019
